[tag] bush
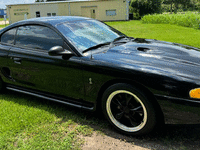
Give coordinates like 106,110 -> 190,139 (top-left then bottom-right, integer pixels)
141,12 -> 200,29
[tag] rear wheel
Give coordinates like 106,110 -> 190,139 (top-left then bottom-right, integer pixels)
102,83 -> 158,135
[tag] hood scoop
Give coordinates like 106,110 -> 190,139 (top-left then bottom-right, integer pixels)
137,47 -> 150,52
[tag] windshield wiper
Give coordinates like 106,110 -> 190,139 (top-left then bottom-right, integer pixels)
82,36 -> 130,53
112,35 -> 128,43
82,42 -> 111,53
109,36 -> 130,48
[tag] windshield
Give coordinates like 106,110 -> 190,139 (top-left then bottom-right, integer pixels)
57,19 -> 124,52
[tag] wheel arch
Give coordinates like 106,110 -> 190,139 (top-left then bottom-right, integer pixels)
96,79 -> 165,124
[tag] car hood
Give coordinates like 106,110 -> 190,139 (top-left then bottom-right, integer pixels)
90,38 -> 200,82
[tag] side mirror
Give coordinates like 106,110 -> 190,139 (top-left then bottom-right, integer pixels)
48,46 -> 73,56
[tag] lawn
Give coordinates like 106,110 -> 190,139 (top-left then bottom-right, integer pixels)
0,20 -> 200,149
0,25 -> 7,29
0,18 -> 8,21
0,91 -> 99,149
106,20 -> 200,48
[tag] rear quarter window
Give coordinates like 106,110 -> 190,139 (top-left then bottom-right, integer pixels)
1,28 -> 17,45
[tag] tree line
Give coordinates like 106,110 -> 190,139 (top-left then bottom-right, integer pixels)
130,0 -> 200,19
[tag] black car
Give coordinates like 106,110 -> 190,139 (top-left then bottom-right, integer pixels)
0,16 -> 200,135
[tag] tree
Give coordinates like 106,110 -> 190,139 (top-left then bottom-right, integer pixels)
163,0 -> 192,13
131,0 -> 162,18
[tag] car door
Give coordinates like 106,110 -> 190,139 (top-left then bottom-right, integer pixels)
0,28 -> 17,81
7,25 -> 85,102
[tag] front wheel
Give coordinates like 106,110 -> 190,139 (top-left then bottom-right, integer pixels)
101,83 -> 158,135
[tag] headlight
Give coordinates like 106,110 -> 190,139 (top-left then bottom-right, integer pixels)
189,88 -> 200,99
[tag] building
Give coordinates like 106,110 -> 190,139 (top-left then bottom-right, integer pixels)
0,9 -> 6,18
7,0 -> 129,24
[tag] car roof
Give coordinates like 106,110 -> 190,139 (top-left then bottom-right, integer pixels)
23,16 -> 90,26
0,16 -> 90,33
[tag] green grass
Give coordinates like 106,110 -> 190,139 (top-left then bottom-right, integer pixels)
141,12 -> 200,30
0,91 -> 101,149
0,18 -> 8,21
0,18 -> 9,29
0,25 -> 8,29
106,20 -> 200,48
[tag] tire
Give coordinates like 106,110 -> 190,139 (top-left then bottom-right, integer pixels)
101,83 -> 158,136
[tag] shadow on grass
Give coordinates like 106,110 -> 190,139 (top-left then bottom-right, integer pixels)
1,90 -> 200,149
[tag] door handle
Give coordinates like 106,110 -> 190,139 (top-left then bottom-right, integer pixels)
13,57 -> 21,64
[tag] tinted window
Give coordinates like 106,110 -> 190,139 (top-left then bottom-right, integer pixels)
1,28 -> 17,44
15,25 -> 63,50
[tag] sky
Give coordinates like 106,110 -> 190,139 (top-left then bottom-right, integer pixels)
0,0 -> 35,9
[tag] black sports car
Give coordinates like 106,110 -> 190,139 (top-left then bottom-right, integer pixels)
0,16 -> 200,135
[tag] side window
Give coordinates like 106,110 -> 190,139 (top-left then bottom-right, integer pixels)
1,28 -> 17,44
15,25 -> 63,50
